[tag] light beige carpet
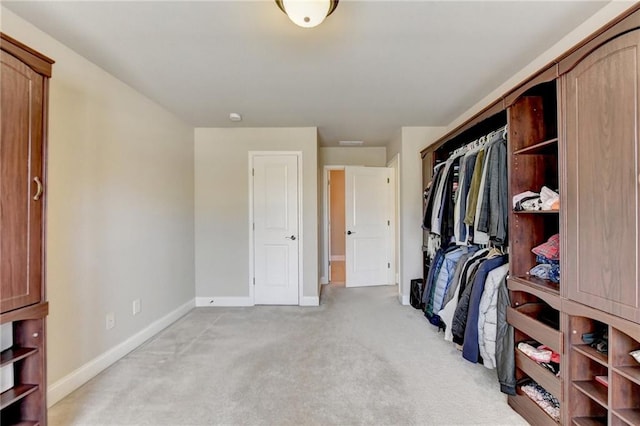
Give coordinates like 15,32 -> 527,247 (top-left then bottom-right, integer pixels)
49,284 -> 527,425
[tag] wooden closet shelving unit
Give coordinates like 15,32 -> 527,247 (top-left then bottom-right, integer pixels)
421,5 -> 640,425
1,33 -> 53,426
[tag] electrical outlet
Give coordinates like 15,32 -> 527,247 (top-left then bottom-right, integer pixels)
132,299 -> 141,315
105,312 -> 115,330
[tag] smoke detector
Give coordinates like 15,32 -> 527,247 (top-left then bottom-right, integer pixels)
338,140 -> 364,146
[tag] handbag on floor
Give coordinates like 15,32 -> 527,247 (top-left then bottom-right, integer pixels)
410,278 -> 425,310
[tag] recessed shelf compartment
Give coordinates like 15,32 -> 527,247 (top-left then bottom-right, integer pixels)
508,276 -> 560,309
0,384 -> 38,410
507,303 -> 562,353
0,347 -> 38,368
513,210 -> 560,214
573,345 -> 608,366
508,391 -> 560,426
571,416 -> 607,426
515,347 -> 561,398
612,408 -> 640,425
573,381 -> 608,408
513,137 -> 559,155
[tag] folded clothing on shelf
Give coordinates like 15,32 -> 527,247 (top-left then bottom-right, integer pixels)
513,187 -> 559,211
532,234 -> 560,260
518,342 -> 552,363
520,380 -> 561,422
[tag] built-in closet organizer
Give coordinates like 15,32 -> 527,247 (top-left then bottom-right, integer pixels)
419,5 -> 640,425
506,74 -> 563,425
1,33 -> 53,426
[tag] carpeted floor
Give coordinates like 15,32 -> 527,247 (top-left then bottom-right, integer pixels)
49,284 -> 527,425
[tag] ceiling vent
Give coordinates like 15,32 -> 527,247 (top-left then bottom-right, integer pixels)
339,140 -> 364,146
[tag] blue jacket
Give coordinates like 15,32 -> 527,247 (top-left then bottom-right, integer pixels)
462,254 -> 508,363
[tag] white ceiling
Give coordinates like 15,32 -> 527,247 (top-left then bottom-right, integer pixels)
4,1 -> 609,147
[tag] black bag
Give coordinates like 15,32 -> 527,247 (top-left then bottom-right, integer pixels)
410,278 -> 425,310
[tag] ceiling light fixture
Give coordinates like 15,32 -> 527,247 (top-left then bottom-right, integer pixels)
275,0 -> 339,29
229,112 -> 242,122
338,140 -> 364,146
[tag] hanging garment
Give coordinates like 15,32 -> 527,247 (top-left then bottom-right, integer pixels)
462,253 -> 509,362
451,255 -> 490,345
463,149 -> 485,227
472,144 -> 494,245
422,162 -> 446,231
438,248 -> 489,342
454,151 -> 478,245
477,262 -> 510,369
476,135 -> 508,245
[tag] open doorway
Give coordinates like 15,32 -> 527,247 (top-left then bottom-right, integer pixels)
328,169 -> 346,284
324,166 -> 395,288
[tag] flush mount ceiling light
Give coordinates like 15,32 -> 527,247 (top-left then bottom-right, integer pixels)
275,0 -> 339,28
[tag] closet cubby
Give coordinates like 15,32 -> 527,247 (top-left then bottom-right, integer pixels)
565,301 -> 640,425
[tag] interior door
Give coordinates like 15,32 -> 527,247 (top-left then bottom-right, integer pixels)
253,154 -> 299,305
345,166 -> 393,287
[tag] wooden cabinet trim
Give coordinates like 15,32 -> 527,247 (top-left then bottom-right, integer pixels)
559,5 -> 640,75
0,33 -> 53,77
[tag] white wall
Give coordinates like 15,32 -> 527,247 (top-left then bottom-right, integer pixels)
318,146 -> 387,283
194,128 -> 318,303
1,7 -> 196,405
395,128 -> 445,304
319,147 -> 386,167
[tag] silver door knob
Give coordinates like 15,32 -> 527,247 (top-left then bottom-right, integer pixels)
286,235 -> 296,240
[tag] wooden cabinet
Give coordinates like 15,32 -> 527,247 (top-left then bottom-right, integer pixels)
0,33 -> 53,426
563,29 -> 640,324
0,38 -> 48,314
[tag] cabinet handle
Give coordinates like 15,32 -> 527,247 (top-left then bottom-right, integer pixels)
33,176 -> 43,201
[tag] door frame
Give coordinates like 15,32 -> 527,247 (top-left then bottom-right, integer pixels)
387,154 -> 401,301
249,151 -> 303,305
322,165 -> 345,284
322,165 -> 396,287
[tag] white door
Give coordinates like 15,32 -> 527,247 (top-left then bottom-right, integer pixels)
252,154 -> 299,305
345,166 -> 393,287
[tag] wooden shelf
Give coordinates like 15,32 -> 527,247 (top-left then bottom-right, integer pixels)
513,210 -> 560,214
573,381 -> 608,408
515,348 -> 562,398
571,417 -> 607,426
507,305 -> 562,353
614,365 -> 640,386
513,137 -> 559,155
613,408 -> 640,425
573,344 -> 608,366
0,384 -> 38,410
509,276 -> 560,309
508,392 -> 560,426
0,347 -> 38,367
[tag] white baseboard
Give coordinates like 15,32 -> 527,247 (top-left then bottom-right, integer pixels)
195,296 -> 253,307
48,298 -> 195,407
320,276 -> 328,285
399,293 -> 410,306
300,296 -> 319,306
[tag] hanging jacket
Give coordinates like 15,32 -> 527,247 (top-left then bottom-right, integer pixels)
496,275 -> 516,395
477,263 -> 510,369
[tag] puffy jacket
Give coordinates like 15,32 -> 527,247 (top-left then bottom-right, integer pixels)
477,263 -> 509,369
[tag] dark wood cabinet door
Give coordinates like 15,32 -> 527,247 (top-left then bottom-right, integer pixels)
1,50 -> 45,313
564,30 -> 640,323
